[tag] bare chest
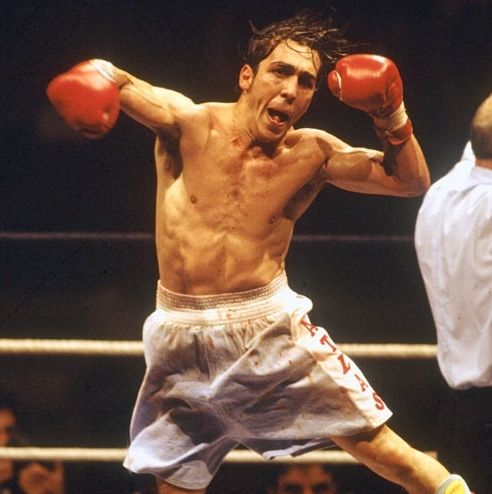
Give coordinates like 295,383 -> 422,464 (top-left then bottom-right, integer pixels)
191,134 -> 317,202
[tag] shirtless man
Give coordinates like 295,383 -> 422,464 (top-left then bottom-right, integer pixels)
46,11 -> 471,494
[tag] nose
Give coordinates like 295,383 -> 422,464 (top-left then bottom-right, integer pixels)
281,76 -> 297,103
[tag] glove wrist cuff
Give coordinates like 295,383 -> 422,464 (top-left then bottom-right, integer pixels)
89,59 -> 116,83
372,101 -> 407,131
373,102 -> 413,145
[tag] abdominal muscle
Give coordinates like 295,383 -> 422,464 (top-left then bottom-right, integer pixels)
155,178 -> 294,295
156,229 -> 288,295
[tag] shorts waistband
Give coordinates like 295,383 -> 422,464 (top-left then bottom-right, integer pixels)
156,272 -> 295,325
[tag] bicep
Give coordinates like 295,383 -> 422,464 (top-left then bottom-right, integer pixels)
324,147 -> 406,195
313,128 -> 428,197
312,131 -> 395,194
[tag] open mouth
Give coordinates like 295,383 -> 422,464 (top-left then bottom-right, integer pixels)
267,108 -> 289,125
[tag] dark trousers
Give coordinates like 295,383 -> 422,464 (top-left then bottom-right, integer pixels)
437,386 -> 492,494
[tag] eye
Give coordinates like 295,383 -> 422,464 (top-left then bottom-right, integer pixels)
274,66 -> 290,77
299,74 -> 315,89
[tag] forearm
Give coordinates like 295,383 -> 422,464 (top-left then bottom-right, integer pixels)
111,66 -> 176,130
371,95 -> 430,195
113,66 -> 159,104
106,63 -> 193,132
382,134 -> 430,196
86,61 -> 160,116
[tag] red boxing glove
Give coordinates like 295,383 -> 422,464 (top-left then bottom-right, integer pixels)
327,54 -> 412,145
46,60 -> 120,139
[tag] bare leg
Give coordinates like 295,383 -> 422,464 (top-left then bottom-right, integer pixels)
331,425 -> 449,494
156,479 -> 206,494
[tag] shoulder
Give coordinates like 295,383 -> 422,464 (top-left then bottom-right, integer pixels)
166,102 -> 234,149
425,162 -> 475,198
283,127 -> 348,156
177,101 -> 233,126
148,90 -> 228,125
417,163 -> 475,222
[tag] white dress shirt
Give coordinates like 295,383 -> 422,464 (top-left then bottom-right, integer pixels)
415,144 -> 492,389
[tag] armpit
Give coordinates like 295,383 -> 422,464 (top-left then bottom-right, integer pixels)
284,173 -> 325,220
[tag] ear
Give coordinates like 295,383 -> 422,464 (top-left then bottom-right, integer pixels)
239,64 -> 254,91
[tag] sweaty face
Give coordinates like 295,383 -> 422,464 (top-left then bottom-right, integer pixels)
273,465 -> 338,494
240,40 -> 320,142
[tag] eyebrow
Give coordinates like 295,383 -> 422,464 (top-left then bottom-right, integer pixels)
269,62 -> 317,83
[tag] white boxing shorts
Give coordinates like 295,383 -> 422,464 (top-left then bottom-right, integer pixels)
123,272 -> 392,489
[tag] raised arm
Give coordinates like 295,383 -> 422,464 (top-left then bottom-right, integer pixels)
113,65 -> 194,135
324,54 -> 430,197
46,59 -> 194,139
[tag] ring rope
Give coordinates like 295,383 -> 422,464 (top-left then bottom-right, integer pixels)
0,339 -> 143,356
0,447 -> 436,464
0,339 -> 436,358
0,231 -> 413,243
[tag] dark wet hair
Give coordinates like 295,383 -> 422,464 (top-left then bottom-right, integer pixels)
244,10 -> 349,83
470,94 -> 492,159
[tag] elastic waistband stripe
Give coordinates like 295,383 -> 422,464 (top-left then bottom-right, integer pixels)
155,272 -> 294,324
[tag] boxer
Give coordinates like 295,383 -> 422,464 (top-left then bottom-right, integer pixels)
47,11 -> 471,494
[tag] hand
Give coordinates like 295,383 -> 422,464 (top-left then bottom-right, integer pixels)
327,54 -> 412,144
18,461 -> 65,494
46,60 -> 120,139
